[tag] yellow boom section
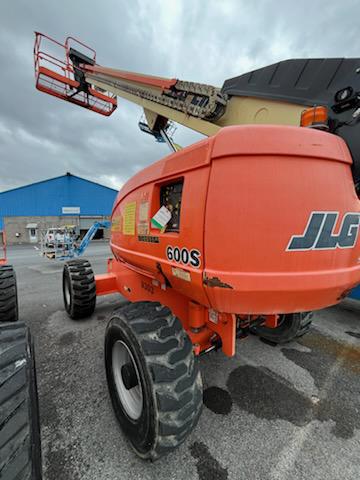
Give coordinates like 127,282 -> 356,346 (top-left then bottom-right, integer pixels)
84,64 -> 306,137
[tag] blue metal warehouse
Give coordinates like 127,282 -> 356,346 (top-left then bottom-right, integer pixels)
0,173 -> 118,244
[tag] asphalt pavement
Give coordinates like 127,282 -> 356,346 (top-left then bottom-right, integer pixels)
7,242 -> 360,480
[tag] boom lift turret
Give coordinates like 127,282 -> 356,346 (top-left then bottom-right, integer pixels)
34,33 -> 360,460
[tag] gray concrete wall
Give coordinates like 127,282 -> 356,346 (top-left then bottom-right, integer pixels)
4,216 -> 111,244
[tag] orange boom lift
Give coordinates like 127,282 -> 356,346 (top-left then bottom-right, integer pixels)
34,33 -> 360,459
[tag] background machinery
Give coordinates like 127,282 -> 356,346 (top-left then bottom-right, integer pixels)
40,221 -> 110,260
34,33 -> 360,460
349,285 -> 360,301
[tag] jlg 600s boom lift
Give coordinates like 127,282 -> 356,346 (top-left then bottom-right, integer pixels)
34,33 -> 360,459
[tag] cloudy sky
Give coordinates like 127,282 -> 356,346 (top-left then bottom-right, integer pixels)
0,0 -> 359,191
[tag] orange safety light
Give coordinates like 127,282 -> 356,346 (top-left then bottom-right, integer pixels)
300,106 -> 328,129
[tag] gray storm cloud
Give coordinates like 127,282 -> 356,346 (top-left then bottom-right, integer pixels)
0,0 -> 359,191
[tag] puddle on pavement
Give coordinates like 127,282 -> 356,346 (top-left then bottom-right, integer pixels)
227,365 -> 313,426
203,386 -> 232,415
190,441 -> 228,480
226,359 -> 359,439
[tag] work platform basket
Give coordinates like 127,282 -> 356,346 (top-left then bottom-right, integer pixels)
34,32 -> 117,116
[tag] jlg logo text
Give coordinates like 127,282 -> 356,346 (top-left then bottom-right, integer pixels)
287,212 -> 360,251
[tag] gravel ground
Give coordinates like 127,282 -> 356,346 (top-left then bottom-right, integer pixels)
8,242 -> 360,480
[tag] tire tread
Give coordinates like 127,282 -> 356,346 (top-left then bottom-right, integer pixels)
0,266 -> 18,323
63,259 -> 96,319
250,312 -> 313,344
112,302 -> 202,460
0,322 -> 42,479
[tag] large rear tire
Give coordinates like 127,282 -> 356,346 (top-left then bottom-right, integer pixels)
63,259 -> 96,319
0,322 -> 42,479
0,265 -> 18,323
250,312 -> 313,344
105,301 -> 202,460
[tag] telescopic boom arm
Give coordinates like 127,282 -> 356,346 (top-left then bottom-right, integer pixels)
34,32 -> 360,190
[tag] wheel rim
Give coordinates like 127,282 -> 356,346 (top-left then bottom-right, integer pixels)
64,275 -> 71,307
112,340 -> 143,420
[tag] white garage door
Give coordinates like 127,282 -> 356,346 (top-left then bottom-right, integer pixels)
79,217 -> 102,230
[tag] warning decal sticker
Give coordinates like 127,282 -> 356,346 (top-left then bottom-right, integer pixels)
111,216 -> 121,232
172,267 -> 191,282
139,201 -> 149,222
137,222 -> 149,235
123,202 -> 136,235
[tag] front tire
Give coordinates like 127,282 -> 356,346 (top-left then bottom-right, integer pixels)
0,265 -> 18,323
250,312 -> 313,344
105,302 -> 202,460
0,322 -> 42,479
63,259 -> 96,319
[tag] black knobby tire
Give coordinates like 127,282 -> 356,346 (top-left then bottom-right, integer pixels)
63,259 -> 96,319
250,312 -> 313,344
105,301 -> 203,460
0,266 -> 18,323
0,322 -> 42,479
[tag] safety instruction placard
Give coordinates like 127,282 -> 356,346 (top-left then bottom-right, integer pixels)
139,201 -> 149,222
123,202 -> 136,235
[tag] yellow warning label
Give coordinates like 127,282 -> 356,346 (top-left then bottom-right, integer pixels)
111,216 -> 121,232
123,202 -> 136,235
